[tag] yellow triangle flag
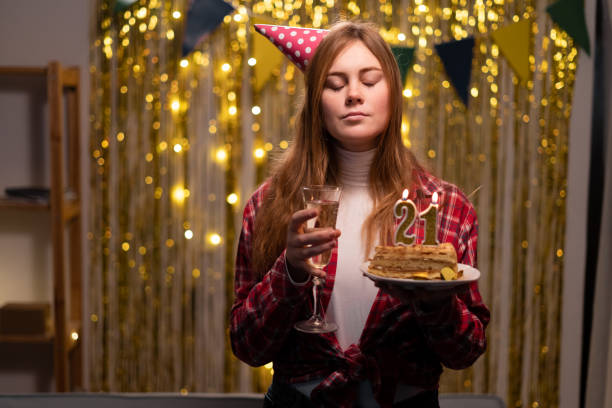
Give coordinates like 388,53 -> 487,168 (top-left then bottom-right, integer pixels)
252,17 -> 284,91
491,20 -> 531,83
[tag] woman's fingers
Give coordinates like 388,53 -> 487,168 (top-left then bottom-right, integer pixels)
295,241 -> 336,259
289,227 -> 340,248
285,208 -> 340,280
288,208 -> 318,233
288,259 -> 327,279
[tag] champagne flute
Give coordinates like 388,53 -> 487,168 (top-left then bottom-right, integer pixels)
294,185 -> 341,334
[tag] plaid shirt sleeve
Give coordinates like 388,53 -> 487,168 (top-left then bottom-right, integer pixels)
229,183 -> 313,367
409,182 -> 490,370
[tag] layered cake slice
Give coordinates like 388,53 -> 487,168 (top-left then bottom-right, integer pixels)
368,242 -> 461,281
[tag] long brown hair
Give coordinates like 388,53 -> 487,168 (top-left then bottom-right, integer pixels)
251,21 -> 422,276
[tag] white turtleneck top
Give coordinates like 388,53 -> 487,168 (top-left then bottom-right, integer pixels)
291,146 -> 423,406
327,146 -> 379,350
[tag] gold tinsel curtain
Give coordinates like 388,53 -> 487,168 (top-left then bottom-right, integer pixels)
89,0 -> 576,406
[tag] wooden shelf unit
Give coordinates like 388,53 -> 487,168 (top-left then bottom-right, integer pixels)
0,61 -> 83,391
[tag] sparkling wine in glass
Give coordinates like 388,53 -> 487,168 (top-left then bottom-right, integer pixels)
294,185 -> 341,334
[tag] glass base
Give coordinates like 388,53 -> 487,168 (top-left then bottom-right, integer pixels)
294,316 -> 338,334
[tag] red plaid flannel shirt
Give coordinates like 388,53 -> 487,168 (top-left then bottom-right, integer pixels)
230,170 -> 490,407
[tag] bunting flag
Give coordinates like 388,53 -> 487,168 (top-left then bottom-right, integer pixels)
546,0 -> 591,55
491,20 -> 531,83
252,19 -> 287,91
114,0 -> 138,13
390,46 -> 415,87
182,0 -> 235,57
434,37 -> 475,107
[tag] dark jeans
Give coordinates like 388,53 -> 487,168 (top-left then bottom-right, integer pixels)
263,380 -> 439,408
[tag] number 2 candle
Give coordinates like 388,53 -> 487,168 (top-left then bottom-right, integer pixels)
393,189 -> 417,246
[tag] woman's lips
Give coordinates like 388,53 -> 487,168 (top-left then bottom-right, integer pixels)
342,112 -> 368,119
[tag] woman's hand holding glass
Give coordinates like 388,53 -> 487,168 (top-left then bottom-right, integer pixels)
285,207 -> 341,282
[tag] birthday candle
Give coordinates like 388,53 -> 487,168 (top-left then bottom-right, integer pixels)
394,189 -> 417,246
420,191 -> 439,245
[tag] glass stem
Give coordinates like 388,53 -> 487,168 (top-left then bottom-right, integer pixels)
312,276 -> 321,321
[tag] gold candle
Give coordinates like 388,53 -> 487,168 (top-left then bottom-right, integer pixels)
394,189 -> 417,246
420,191 -> 439,245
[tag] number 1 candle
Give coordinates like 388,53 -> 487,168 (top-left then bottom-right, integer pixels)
420,191 -> 439,245
394,189 -> 417,246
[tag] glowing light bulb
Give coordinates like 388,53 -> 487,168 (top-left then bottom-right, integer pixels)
180,59 -> 189,68
172,10 -> 181,19
209,233 -> 222,246
254,148 -> 265,159
403,88 -> 413,98
184,229 -> 193,239
227,193 -> 238,204
251,106 -> 261,115
248,58 -> 257,66
171,99 -> 180,112
215,148 -> 228,163
173,144 -> 182,152
172,186 -> 186,204
221,63 -> 231,72
71,331 -> 79,341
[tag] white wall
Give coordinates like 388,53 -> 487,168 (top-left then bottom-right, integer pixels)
0,0 -> 90,392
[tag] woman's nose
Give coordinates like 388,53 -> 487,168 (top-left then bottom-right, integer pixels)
346,83 -> 363,105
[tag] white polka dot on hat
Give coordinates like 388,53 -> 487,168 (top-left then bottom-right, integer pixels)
254,24 -> 329,71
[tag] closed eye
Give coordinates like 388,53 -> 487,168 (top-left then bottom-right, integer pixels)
325,81 -> 345,91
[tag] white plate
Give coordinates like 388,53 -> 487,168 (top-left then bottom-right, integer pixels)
361,262 -> 480,290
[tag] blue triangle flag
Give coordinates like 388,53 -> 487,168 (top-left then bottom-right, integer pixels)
434,37 -> 475,107
182,0 -> 235,57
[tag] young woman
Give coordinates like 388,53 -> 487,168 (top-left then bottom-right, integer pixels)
230,21 -> 490,407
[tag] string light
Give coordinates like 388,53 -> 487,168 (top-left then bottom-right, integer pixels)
184,229 -> 194,239
172,186 -> 186,204
226,193 -> 238,205
253,148 -> 265,159
215,148 -> 228,164
208,233 -> 222,246
172,10 -> 181,19
136,7 -> 147,19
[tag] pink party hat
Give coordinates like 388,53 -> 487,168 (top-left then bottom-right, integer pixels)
254,24 -> 329,71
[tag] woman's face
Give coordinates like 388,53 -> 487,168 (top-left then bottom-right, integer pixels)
320,40 -> 390,152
